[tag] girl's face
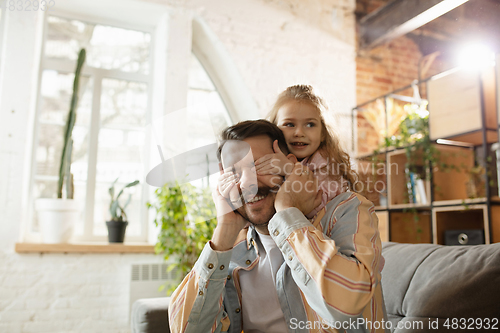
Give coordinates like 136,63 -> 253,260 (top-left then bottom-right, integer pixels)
276,101 -> 324,161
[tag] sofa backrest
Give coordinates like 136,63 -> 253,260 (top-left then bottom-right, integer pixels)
381,242 -> 500,332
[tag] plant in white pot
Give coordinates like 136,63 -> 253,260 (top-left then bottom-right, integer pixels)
107,178 -> 140,243
35,48 -> 86,244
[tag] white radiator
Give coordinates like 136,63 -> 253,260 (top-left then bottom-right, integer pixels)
129,262 -> 179,311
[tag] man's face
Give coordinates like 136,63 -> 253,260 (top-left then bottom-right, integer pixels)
221,135 -> 283,227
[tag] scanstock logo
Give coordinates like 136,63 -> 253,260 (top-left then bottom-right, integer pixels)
145,107 -> 257,222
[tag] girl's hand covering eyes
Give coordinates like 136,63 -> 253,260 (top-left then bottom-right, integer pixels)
255,140 -> 294,177
217,169 -> 239,199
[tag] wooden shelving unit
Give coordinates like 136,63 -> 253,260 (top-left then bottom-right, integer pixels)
353,56 -> 500,245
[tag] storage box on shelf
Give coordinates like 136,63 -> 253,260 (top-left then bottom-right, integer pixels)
428,66 -> 498,145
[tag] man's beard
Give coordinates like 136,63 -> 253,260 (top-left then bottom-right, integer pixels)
235,185 -> 279,227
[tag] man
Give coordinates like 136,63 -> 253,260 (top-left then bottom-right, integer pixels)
168,120 -> 387,333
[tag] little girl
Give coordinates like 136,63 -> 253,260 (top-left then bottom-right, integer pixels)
255,84 -> 358,219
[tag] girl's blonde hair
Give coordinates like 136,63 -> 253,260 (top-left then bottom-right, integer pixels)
267,84 -> 359,191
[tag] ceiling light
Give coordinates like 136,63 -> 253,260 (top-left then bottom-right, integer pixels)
457,42 -> 495,71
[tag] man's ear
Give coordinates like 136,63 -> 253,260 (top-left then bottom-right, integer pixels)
287,154 -> 298,164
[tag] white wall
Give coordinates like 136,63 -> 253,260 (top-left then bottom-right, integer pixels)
0,0 -> 356,331
0,252 -> 162,333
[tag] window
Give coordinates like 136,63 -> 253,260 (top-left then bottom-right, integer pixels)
30,14 -> 236,243
186,53 -> 232,188
32,15 -> 152,241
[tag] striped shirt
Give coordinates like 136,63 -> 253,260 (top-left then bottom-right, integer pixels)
169,192 -> 388,333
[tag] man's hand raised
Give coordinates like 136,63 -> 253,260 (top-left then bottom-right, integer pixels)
275,163 -> 322,216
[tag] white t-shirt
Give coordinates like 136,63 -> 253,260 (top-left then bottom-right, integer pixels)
239,231 -> 288,333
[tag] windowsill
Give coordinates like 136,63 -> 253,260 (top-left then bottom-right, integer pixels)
15,242 -> 155,254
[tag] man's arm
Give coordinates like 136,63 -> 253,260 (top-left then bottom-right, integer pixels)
169,181 -> 248,333
273,164 -> 384,323
270,192 -> 383,321
168,242 -> 233,333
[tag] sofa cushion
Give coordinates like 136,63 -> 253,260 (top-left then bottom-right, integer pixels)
381,242 -> 500,332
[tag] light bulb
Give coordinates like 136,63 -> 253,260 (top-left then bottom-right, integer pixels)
457,42 -> 495,71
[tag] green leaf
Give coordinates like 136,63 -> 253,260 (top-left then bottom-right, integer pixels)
57,48 -> 86,199
109,200 -> 120,220
125,180 -> 140,188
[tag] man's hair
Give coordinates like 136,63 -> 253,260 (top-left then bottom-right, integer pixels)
216,119 -> 289,162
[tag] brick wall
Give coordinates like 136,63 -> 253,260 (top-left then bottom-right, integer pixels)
354,0 -> 451,154
0,253 -> 159,333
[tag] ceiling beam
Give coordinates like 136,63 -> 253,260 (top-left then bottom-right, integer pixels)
359,0 -> 470,50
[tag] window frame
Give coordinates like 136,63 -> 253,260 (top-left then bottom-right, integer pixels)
27,11 -> 155,243
0,8 -> 5,68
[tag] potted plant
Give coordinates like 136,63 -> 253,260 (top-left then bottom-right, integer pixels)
106,178 -> 140,243
35,48 -> 86,243
147,182 -> 217,294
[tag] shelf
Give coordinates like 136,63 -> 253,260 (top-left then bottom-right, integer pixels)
354,63 -> 500,245
432,145 -> 476,202
433,197 -> 489,206
438,129 -> 498,146
389,211 -> 432,244
15,242 -> 156,254
432,205 -> 490,245
387,149 -> 431,206
388,203 -> 431,210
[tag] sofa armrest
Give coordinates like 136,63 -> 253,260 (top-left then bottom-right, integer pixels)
131,297 -> 171,333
